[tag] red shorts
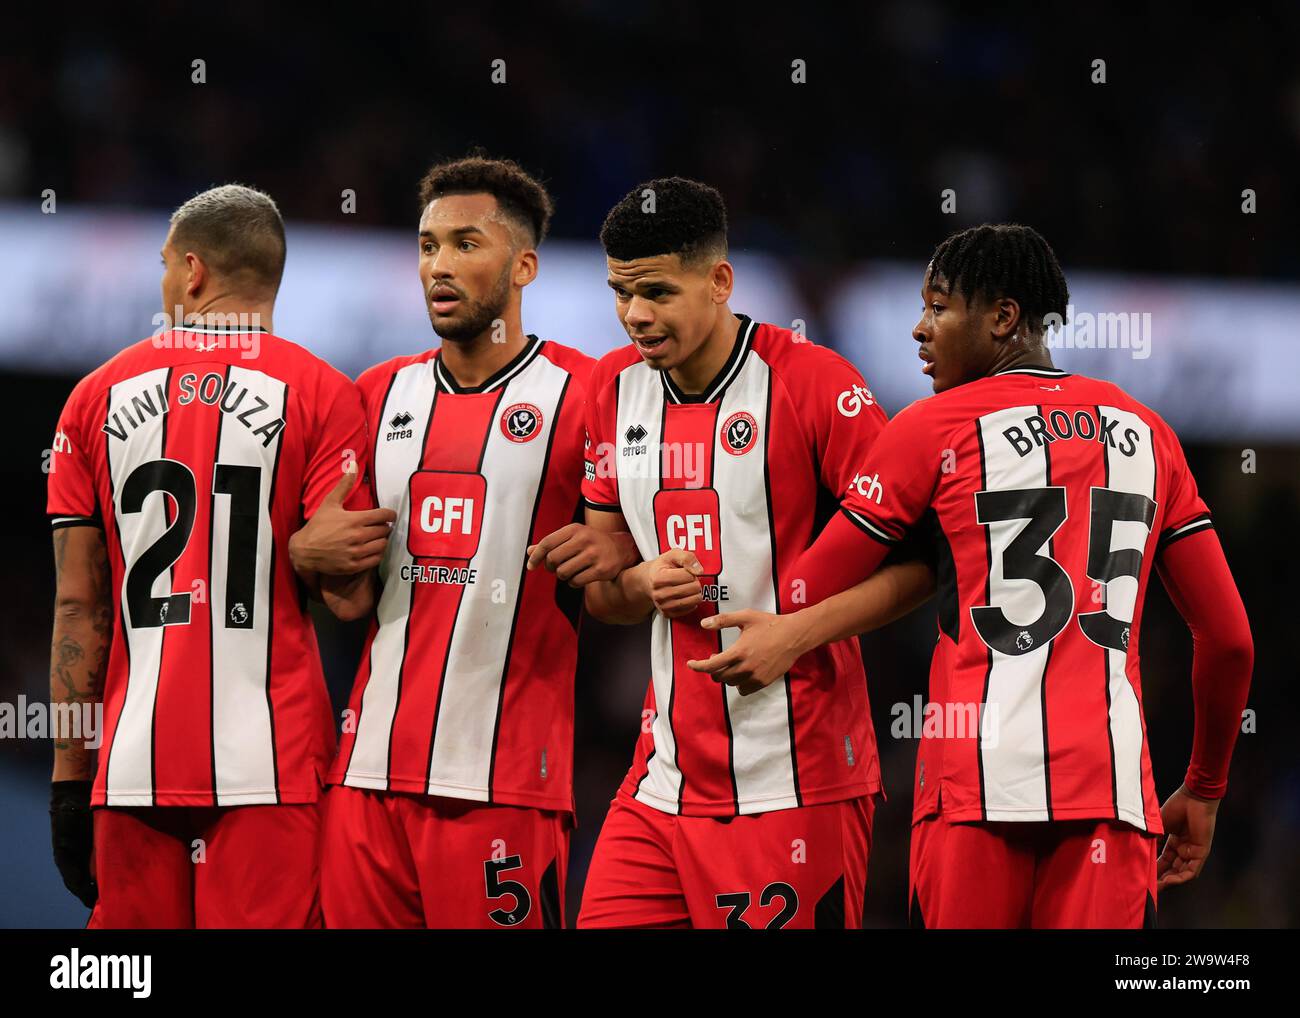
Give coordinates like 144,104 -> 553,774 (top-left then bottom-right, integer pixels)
87,803 -> 322,929
577,791 -> 876,929
909,812 -> 1158,929
321,784 -> 570,929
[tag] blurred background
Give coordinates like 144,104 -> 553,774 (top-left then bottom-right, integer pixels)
1,3 -> 1295,927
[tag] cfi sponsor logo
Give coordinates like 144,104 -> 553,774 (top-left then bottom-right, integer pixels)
720,411 -> 757,455
501,403 -> 542,443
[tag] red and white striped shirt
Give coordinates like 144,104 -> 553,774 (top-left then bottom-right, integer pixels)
838,366 -> 1213,833
582,315 -> 888,817
329,337 -> 594,813
47,325 -> 368,807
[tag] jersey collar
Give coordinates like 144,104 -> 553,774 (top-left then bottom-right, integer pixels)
660,314 -> 757,405
992,364 -> 1070,378
433,334 -> 543,394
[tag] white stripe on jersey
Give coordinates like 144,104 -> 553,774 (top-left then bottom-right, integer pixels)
423,354 -> 569,798
341,360 -> 436,788
1096,405 -> 1156,831
611,362 -> 681,810
975,405 -> 1057,822
713,357 -> 799,813
104,367 -> 173,806
208,367 -> 288,805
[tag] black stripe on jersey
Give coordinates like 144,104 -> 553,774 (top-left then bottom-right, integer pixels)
173,323 -> 269,334
261,379 -> 289,804
50,514 -> 103,529
656,397 -> 686,814
101,386 -> 131,806
1037,405 -> 1055,823
434,336 -> 542,395
338,371 -> 401,784
370,369 -> 400,519
1158,513 -> 1214,552
153,366 -> 176,807
383,382 -> 441,787
762,372 -> 802,807
634,747 -> 657,799
204,365 -> 228,806
974,421 -> 993,822
838,506 -> 900,546
1097,406 -> 1120,821
659,315 -> 755,405
583,497 -> 622,513
926,509 -> 961,644
422,389 -> 505,791
993,366 -> 1070,378
487,375 -> 571,803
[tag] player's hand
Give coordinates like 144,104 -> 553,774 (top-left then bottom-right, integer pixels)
526,524 -> 640,587
289,464 -> 395,575
50,780 -> 97,909
1156,783 -> 1220,891
643,549 -> 704,618
687,609 -> 805,696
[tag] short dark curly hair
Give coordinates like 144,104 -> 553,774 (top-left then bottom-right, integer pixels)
417,154 -> 554,247
600,177 -> 728,267
926,224 -> 1069,335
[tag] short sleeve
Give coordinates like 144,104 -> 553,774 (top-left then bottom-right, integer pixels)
787,348 -> 890,500
302,372 -> 372,518
47,384 -> 101,529
1156,425 -> 1213,555
581,365 -> 620,512
839,401 -> 940,547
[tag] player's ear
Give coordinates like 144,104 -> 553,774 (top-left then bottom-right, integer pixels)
513,246 -> 539,288
184,251 -> 207,298
991,296 -> 1021,341
708,259 -> 734,305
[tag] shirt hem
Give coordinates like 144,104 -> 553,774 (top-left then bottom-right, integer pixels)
930,802 -> 1162,835
623,776 -> 881,817
93,788 -> 321,808
331,771 -> 574,814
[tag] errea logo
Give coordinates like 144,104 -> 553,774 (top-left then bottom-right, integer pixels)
387,410 -> 414,442
623,423 -> 648,458
837,384 -> 875,418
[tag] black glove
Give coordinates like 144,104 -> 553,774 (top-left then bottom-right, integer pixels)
50,780 -> 97,909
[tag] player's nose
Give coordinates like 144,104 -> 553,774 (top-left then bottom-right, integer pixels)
623,295 -> 655,328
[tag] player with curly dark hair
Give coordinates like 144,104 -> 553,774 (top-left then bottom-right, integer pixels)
689,223 -> 1253,928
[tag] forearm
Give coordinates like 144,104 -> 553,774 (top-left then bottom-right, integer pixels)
785,511 -> 890,611
1158,531 -> 1253,799
584,560 -> 654,625
783,559 -> 930,656
319,570 -> 377,622
50,604 -> 109,782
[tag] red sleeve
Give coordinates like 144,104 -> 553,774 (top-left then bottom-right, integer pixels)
581,360 -> 620,513
1156,528 -> 1253,799
787,347 -> 889,499
839,400 -> 941,547
302,369 -> 371,517
786,400 -> 940,610
47,380 -> 102,530
1156,424 -> 1213,551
